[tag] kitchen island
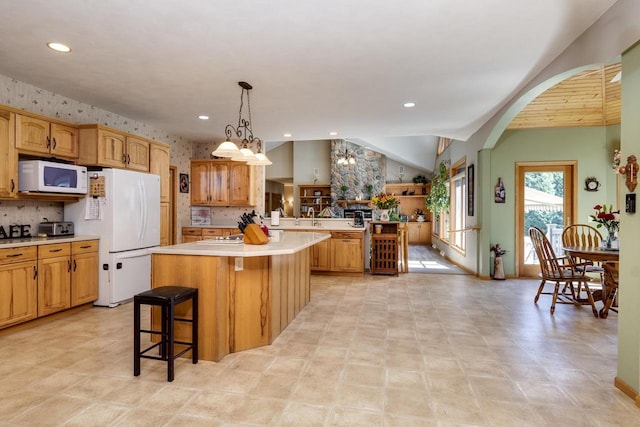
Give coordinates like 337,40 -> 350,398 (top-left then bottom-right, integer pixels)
149,231 -> 330,362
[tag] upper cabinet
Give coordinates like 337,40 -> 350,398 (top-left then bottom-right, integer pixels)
16,114 -> 78,159
78,124 -> 150,172
149,142 -> 170,203
191,159 -> 255,207
0,110 -> 17,198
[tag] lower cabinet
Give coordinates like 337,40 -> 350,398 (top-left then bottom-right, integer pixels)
407,221 -> 432,244
37,243 -> 72,317
182,227 -> 234,243
0,246 -> 37,329
310,231 -> 331,271
330,232 -> 364,273
0,240 -> 98,330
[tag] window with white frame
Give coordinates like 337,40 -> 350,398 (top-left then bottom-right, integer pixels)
449,161 -> 466,252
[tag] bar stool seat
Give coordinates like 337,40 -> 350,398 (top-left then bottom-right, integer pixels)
134,286 -> 198,382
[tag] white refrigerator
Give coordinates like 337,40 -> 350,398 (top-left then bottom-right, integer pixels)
64,168 -> 161,307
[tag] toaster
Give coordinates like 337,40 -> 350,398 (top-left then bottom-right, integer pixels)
39,221 -> 74,236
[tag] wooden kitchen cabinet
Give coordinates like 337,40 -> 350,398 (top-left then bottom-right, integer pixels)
70,240 -> 99,306
150,142 -> 170,202
408,221 -> 432,244
190,160 -> 255,206
181,227 -> 234,243
0,246 -> 37,328
329,231 -> 364,273
15,114 -> 79,159
78,124 -> 150,171
310,231 -> 331,271
0,110 -> 17,199
37,243 -> 71,317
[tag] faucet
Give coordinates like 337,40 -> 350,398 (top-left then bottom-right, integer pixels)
308,207 -> 318,227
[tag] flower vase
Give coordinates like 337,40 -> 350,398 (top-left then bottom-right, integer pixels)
603,232 -> 617,249
379,209 -> 390,221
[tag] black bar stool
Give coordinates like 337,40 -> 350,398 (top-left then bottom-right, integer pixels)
134,286 -> 198,382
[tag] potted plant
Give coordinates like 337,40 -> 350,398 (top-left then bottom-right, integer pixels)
413,174 -> 429,194
425,161 -> 449,220
339,185 -> 349,200
371,192 -> 399,221
365,184 -> 374,200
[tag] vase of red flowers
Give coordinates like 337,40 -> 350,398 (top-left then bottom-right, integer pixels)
589,204 -> 619,249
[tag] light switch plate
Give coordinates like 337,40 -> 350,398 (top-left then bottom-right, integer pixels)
234,257 -> 243,271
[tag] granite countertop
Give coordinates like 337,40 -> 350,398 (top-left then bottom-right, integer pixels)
150,231 -> 331,257
0,235 -> 100,248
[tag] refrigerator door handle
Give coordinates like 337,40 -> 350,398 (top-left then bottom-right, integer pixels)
139,178 -> 148,242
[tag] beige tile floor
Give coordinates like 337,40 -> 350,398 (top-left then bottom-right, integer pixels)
0,273 -> 638,426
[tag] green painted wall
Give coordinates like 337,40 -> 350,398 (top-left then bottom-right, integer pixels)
618,41 -> 640,395
489,126 -> 620,276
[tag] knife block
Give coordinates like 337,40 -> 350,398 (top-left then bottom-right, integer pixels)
243,223 -> 269,245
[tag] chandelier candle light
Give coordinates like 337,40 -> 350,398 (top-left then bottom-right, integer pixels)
211,81 -> 272,165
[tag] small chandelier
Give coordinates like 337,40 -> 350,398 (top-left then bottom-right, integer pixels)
336,149 -> 356,165
212,81 -> 272,165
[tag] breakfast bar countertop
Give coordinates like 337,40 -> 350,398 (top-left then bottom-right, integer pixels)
150,230 -> 331,257
0,235 -> 100,248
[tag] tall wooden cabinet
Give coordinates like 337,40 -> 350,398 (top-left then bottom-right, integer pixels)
0,110 -> 17,198
191,160 -> 255,207
150,142 -> 171,246
15,114 -> 79,159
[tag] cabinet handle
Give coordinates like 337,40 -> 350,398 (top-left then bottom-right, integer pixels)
127,154 -> 131,164
68,260 -> 71,272
52,137 -> 57,149
46,136 -> 51,148
33,266 -> 38,279
49,248 -> 62,253
123,154 -> 127,164
80,245 -> 91,249
73,259 -> 77,272
7,253 -> 23,258
10,179 -> 14,192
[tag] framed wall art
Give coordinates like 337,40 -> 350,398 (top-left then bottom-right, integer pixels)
179,173 -> 189,193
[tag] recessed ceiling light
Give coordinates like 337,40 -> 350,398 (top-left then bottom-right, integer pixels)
329,131 -> 338,136
403,102 -> 416,108
283,133 -> 292,138
47,42 -> 71,53
198,115 -> 210,120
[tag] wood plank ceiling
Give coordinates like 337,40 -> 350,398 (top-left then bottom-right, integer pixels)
507,62 -> 621,129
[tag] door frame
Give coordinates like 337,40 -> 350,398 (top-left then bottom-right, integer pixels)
515,161 -> 577,277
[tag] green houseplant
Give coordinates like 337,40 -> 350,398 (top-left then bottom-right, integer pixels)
365,184 -> 374,200
339,185 -> 349,200
425,161 -> 450,220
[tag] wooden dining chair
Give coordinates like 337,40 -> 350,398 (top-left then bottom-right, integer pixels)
599,262 -> 619,319
562,224 -> 605,298
529,227 -> 599,317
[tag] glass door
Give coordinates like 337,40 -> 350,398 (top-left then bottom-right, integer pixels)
516,162 -> 576,277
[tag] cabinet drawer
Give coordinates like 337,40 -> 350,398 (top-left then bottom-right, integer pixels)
0,245 -> 37,263
331,231 -> 363,240
38,243 -> 71,259
202,228 -> 224,237
72,240 -> 99,254
182,227 -> 202,236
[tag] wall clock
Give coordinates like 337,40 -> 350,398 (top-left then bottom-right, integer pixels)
584,177 -> 600,192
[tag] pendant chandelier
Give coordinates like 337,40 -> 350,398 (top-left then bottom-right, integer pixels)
211,81 -> 272,165
336,149 -> 356,165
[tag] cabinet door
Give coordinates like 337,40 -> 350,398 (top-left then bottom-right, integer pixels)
228,163 -> 253,206
37,256 -> 71,316
160,202 -> 170,246
71,251 -> 98,306
126,136 -> 150,172
407,223 -> 420,243
150,143 -> 170,202
15,115 -> 50,155
50,123 -> 79,158
311,236 -> 330,271
0,260 -> 37,328
330,238 -> 363,272
191,161 -> 211,205
97,130 -> 127,167
0,111 -> 17,198
209,162 -> 230,205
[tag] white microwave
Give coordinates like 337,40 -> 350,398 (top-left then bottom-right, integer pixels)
18,160 -> 88,194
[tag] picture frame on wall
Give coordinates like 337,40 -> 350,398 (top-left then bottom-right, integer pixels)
179,173 -> 189,193
467,164 -> 474,216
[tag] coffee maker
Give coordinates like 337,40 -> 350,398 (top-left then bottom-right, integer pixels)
353,210 -> 365,227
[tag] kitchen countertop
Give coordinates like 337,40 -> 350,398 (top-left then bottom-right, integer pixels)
150,231 -> 331,257
0,235 -> 100,248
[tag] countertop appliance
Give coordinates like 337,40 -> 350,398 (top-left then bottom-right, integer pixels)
18,160 -> 88,194
353,211 -> 365,227
64,169 -> 160,307
344,208 -> 373,219
39,221 -> 74,236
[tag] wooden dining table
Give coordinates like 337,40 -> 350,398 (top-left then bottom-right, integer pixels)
562,246 -> 619,318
